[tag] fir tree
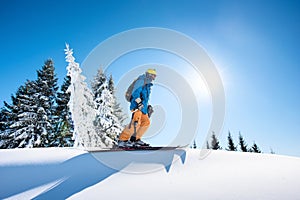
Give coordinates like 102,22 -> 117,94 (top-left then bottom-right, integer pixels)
0,60 -> 58,148
92,68 -> 106,95
8,80 -> 50,147
0,108 -> 7,132
270,148 -> 275,154
0,106 -> 14,148
34,59 -> 59,146
92,69 -> 122,142
226,131 -> 237,151
0,90 -> 26,148
192,140 -> 197,149
211,132 -> 221,150
65,44 -> 113,148
108,74 -> 126,125
239,132 -> 248,152
251,142 -> 262,153
107,74 -> 114,93
206,141 -> 210,149
54,75 -> 74,146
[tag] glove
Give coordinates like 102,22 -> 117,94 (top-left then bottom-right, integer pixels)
135,98 -> 144,110
148,105 -> 154,118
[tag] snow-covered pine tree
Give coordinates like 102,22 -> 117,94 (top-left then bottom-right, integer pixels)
0,106 -> 13,148
0,108 -> 7,132
8,80 -> 51,148
107,74 -> 114,93
211,132 -> 221,150
92,68 -> 106,93
54,75 -> 74,147
34,59 -> 59,146
65,44 -> 114,148
226,131 -> 237,151
108,74 -> 126,125
92,69 -> 122,142
0,89 -> 28,148
239,132 -> 248,152
1,60 -> 58,148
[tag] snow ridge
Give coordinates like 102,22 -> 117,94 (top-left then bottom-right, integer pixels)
1,148 -> 300,200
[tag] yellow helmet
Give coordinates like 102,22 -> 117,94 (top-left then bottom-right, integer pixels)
146,68 -> 157,75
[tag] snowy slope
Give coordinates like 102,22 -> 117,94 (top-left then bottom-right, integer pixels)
0,148 -> 300,200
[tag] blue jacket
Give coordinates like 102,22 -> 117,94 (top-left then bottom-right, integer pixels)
130,74 -> 153,114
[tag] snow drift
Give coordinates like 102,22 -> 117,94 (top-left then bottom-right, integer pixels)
0,148 -> 300,200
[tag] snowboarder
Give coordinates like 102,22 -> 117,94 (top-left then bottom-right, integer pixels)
118,68 -> 157,147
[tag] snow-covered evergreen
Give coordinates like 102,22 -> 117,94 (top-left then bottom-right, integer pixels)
34,59 -> 59,145
0,106 -> 14,148
8,80 -> 51,147
0,60 -> 58,148
1,45 -> 124,149
108,74 -> 127,125
92,69 -> 123,142
0,89 -> 27,148
54,75 -> 74,146
65,44 -> 114,148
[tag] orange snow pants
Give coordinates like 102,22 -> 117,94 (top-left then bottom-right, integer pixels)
119,110 -> 150,141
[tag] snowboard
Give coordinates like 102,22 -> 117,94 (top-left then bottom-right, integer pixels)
87,146 -> 185,152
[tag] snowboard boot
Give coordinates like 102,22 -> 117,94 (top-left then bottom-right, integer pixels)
134,139 -> 150,147
117,140 -> 134,148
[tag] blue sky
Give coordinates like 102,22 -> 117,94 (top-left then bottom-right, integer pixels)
1,0 -> 299,156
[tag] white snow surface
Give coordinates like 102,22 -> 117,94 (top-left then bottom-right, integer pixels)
0,148 -> 300,200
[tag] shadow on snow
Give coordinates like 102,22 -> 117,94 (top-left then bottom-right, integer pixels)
1,148 -> 186,199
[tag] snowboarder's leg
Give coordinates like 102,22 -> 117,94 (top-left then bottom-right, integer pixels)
119,111 -> 142,141
118,126 -> 132,141
135,113 -> 150,140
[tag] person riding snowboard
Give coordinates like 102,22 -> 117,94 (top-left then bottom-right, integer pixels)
118,68 -> 156,147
